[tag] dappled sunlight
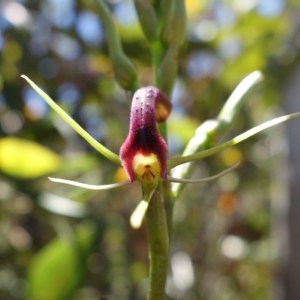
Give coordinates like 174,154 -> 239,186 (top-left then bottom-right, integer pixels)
1,2 -> 31,27
0,0 -> 299,299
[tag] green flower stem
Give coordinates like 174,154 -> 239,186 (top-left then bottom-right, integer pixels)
151,41 -> 170,143
162,180 -> 174,239
170,71 -> 263,197
151,42 -> 178,144
168,111 -> 300,169
157,122 -> 168,143
151,41 -> 164,88
152,40 -> 174,235
146,190 -> 169,300
94,0 -> 141,92
21,75 -> 121,166
144,2 -> 186,298
158,42 -> 179,97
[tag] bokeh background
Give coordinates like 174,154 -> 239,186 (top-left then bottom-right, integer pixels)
1,0 -> 300,299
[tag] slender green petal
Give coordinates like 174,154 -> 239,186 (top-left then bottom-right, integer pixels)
168,111 -> 300,169
49,177 -> 130,190
21,75 -> 121,166
171,71 -> 263,196
167,161 -> 239,183
217,70 -> 264,132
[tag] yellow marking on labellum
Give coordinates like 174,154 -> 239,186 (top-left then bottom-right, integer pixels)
132,153 -> 161,184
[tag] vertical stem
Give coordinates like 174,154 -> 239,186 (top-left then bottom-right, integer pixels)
151,41 -> 169,147
162,180 -> 174,238
146,190 -> 169,300
151,41 -> 164,87
146,5 -> 178,299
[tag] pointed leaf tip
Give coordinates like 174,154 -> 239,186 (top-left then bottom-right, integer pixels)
21,75 -> 121,166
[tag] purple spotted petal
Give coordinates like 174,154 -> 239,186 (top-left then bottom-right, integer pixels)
120,86 -> 172,182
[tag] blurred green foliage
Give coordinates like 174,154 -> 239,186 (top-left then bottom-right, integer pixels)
0,0 -> 300,299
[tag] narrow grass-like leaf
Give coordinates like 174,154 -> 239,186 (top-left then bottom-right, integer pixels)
21,75 -> 121,166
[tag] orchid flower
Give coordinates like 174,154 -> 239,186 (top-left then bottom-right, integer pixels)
21,75 -> 300,228
21,76 -> 240,227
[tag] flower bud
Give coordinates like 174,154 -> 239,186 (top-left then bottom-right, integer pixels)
110,51 -> 140,92
161,0 -> 186,46
95,0 -> 141,91
134,0 -> 158,43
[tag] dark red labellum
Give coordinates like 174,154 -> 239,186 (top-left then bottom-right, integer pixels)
120,86 -> 172,182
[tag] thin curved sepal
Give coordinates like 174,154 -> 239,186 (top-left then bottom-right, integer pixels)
168,111 -> 300,169
167,162 -> 239,183
21,75 -> 121,166
49,177 -> 130,190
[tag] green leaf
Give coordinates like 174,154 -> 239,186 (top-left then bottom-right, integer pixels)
0,137 -> 60,178
27,222 -> 96,300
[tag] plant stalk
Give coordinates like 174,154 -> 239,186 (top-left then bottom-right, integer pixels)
146,190 -> 169,300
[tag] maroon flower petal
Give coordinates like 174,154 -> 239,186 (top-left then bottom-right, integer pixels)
120,87 -> 172,182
